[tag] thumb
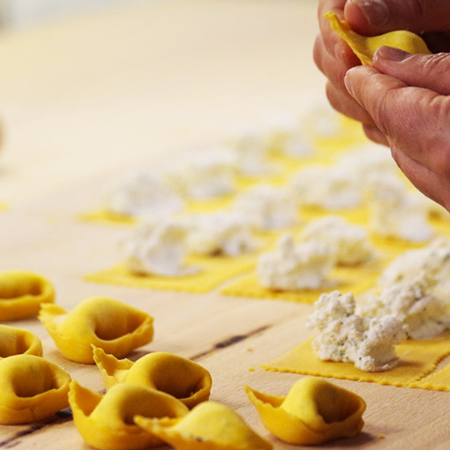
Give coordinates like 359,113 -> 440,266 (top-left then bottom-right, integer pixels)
343,0 -> 450,36
373,47 -> 450,95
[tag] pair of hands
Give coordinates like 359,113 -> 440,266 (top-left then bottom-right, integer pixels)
314,0 -> 450,211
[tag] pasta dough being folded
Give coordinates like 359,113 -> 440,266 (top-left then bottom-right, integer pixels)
325,11 -> 431,66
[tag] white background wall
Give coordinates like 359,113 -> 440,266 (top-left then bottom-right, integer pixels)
0,0 -> 149,28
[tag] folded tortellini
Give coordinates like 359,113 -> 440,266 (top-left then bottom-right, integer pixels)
93,347 -> 212,409
325,11 -> 431,65
0,325 -> 43,358
0,354 -> 71,424
135,401 -> 273,450
69,381 -> 189,450
246,377 -> 366,445
0,270 -> 55,321
39,297 -> 154,364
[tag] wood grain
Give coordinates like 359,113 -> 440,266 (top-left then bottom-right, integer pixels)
1,1 -> 447,449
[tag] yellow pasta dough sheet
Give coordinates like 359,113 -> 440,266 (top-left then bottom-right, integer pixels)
430,216 -> 450,238
84,253 -> 257,294
79,166 -> 313,227
183,195 -> 234,214
300,204 -> 371,226
219,229 -> 413,303
79,195 -> 236,226
79,210 -> 137,226
409,358 -> 450,392
220,264 -> 380,304
78,115 -> 367,227
302,205 -> 450,250
79,186 -> 248,226
311,116 -> 368,157
262,334 -> 450,391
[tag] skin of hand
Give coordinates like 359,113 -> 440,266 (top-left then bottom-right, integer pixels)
314,0 -> 450,210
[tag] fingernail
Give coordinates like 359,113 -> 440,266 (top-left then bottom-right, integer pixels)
344,70 -> 355,96
349,0 -> 389,27
375,46 -> 412,62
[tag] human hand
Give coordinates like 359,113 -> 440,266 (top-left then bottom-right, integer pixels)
314,0 -> 450,210
314,0 -> 450,126
345,49 -> 450,211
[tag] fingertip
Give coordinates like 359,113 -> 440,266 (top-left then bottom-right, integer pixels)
344,0 -> 389,32
344,65 -> 375,97
373,46 -> 412,63
343,1 -> 371,32
343,72 -> 354,97
344,66 -> 362,96
326,81 -> 375,125
362,123 -> 389,146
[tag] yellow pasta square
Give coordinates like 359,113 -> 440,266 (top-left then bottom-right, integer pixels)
80,210 -> 137,226
220,264 -> 380,304
85,254 -> 256,294
409,362 -> 450,392
262,335 -> 450,389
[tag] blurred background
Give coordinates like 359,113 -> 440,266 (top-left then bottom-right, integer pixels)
0,0 -> 146,28
0,0 -> 317,29
0,0 -> 321,205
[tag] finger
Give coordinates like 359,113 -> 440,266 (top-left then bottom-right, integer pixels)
314,32 -> 377,127
314,33 -> 359,90
326,82 -> 375,125
318,0 -> 350,57
344,0 -> 450,36
318,0 -> 346,18
391,148 -> 450,211
361,123 -> 389,146
344,65 -> 450,172
373,48 -> 450,95
318,0 -> 347,30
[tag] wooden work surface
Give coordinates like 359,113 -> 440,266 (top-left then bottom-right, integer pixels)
0,1 -> 450,449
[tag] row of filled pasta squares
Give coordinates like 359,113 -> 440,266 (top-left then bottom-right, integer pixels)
85,210 -> 450,304
81,143 -> 450,298
261,240 -> 450,393
86,143 -> 447,243
84,106 -> 358,224
0,271 -> 371,448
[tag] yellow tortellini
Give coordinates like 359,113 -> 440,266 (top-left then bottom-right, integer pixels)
39,297 -> 154,364
325,11 -> 431,65
93,347 -> 212,409
0,270 -> 55,321
0,325 -> 43,358
246,377 -> 366,445
0,354 -> 71,424
135,401 -> 273,450
69,381 -> 189,450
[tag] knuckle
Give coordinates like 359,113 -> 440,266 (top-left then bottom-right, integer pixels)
421,52 -> 450,76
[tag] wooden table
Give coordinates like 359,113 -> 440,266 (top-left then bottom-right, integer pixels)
0,1 -> 449,449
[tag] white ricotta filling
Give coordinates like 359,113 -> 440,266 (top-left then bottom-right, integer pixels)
257,234 -> 335,290
307,290 -> 407,372
183,211 -> 258,256
120,219 -> 197,277
361,274 -> 450,340
103,170 -> 184,218
233,184 -> 299,231
300,215 -> 374,265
